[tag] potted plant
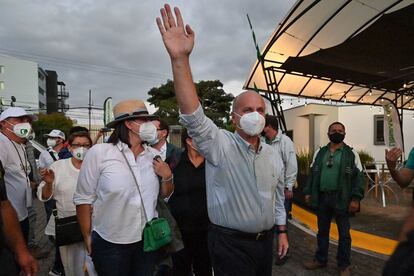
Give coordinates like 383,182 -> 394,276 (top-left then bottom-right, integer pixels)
294,149 -> 314,206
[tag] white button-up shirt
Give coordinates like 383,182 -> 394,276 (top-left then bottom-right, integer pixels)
74,142 -> 160,244
180,105 -> 286,232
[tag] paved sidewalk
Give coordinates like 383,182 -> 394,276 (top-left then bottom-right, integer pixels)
272,220 -> 387,275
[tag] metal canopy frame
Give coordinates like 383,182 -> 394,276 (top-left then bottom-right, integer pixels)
244,0 -> 414,132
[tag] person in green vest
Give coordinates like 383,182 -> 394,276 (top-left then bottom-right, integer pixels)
303,122 -> 364,276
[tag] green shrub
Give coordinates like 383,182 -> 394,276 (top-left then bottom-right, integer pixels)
357,150 -> 375,166
296,149 -> 314,175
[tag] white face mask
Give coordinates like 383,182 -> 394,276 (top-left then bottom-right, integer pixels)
234,111 -> 265,137
133,121 -> 159,145
47,138 -> 57,148
72,147 -> 88,161
6,121 -> 33,139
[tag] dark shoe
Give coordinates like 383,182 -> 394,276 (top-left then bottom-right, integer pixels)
48,268 -> 63,276
29,245 -> 50,259
275,255 -> 289,266
304,259 -> 326,270
339,266 -> 351,276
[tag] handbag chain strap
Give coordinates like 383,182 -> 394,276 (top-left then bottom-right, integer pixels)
118,146 -> 149,223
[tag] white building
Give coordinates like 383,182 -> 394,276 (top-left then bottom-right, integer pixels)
283,103 -> 414,162
0,54 -> 45,112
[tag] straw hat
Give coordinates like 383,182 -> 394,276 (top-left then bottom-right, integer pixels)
106,99 -> 158,128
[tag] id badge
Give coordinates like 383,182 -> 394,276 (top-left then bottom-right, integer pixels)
26,182 -> 32,207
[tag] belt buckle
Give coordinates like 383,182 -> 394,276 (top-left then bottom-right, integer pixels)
255,232 -> 264,240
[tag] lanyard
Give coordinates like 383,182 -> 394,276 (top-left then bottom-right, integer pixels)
7,137 -> 30,184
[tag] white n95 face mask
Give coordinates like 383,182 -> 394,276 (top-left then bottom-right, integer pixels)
47,139 -> 57,147
72,147 -> 88,161
137,122 -> 159,145
11,122 -> 33,139
234,112 -> 265,137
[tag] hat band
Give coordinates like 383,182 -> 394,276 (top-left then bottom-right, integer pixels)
114,110 -> 150,120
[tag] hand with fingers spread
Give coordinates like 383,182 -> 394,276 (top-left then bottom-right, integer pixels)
156,4 -> 194,60
385,147 -> 402,171
39,168 -> 55,185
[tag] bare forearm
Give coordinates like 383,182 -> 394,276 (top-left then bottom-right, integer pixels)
171,57 -> 199,114
1,201 -> 27,253
76,204 -> 92,239
389,167 -> 413,188
160,180 -> 174,198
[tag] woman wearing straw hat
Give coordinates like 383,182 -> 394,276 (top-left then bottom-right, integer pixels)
74,99 -> 174,276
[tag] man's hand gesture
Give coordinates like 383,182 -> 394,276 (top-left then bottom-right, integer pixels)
156,4 -> 194,60
385,147 -> 402,171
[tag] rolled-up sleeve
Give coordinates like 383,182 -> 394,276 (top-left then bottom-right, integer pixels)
179,104 -> 221,166
73,146 -> 100,205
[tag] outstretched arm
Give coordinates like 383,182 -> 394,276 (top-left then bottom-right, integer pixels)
156,4 -> 199,114
386,148 -> 414,188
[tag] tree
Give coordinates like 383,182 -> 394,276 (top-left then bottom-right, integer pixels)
32,113 -> 74,144
147,80 -> 234,128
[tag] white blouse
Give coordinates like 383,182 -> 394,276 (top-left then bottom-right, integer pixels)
73,142 -> 160,244
37,158 -> 80,236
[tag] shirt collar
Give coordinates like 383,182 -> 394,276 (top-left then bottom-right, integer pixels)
268,131 -> 282,144
116,141 -> 155,158
159,142 -> 167,154
234,132 -> 263,153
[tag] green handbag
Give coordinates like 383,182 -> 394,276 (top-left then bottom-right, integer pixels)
119,148 -> 173,252
143,217 -> 172,252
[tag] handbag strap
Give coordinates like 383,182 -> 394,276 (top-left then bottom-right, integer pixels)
118,146 -> 149,222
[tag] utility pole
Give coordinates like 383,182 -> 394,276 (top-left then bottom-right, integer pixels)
88,89 -> 92,131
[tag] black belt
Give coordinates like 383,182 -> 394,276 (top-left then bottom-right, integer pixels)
209,223 -> 274,241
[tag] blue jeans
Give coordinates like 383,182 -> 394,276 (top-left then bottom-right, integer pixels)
315,192 -> 351,268
91,231 -> 159,276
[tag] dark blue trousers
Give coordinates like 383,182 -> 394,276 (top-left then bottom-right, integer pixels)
91,231 -> 159,276
315,192 -> 351,269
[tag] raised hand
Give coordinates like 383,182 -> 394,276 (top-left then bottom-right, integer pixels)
385,147 -> 402,170
156,4 -> 194,60
39,168 -> 55,185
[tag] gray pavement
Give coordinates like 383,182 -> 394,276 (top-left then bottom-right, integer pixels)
31,197 -> 388,276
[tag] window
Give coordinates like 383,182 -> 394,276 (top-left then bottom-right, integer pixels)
0,65 -> 4,74
0,81 -> 4,90
374,115 -> 385,145
39,87 -> 45,95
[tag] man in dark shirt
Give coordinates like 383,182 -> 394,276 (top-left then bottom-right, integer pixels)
0,160 -> 38,276
168,129 -> 212,276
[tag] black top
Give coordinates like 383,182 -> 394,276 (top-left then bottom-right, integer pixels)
0,161 -> 7,253
0,161 -> 7,201
168,150 -> 210,233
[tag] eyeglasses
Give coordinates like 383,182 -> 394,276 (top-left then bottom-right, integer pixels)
327,153 -> 334,168
71,143 -> 91,149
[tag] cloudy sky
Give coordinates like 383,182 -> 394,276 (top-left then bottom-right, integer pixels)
0,0 -> 295,119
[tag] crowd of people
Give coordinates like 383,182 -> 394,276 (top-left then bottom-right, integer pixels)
0,4 -> 414,276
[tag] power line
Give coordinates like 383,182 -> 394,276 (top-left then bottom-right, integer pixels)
0,49 -> 172,82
